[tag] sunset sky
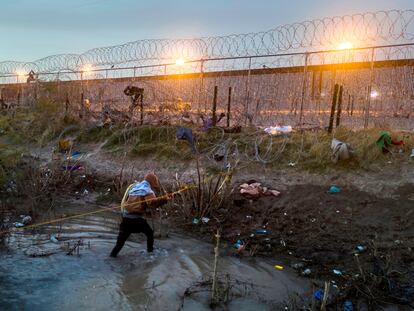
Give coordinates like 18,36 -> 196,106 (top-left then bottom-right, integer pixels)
1,0 -> 412,61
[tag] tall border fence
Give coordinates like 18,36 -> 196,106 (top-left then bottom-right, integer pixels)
1,10 -> 414,130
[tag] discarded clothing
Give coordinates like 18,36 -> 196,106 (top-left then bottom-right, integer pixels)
239,182 -> 280,198
376,131 -> 405,153
264,125 -> 292,135
201,118 -> 213,131
331,138 -> 353,163
22,216 -> 32,225
176,127 -> 196,153
128,180 -> 154,197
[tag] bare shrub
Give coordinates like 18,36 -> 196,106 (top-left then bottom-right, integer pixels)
172,159 -> 233,224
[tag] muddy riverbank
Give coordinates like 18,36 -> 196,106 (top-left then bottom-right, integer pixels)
0,201 -> 309,311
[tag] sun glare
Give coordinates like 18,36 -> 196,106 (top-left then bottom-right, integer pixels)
82,65 -> 93,72
370,90 -> 379,98
337,42 -> 353,50
175,58 -> 185,66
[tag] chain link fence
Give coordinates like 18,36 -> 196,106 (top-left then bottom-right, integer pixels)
0,10 -> 413,130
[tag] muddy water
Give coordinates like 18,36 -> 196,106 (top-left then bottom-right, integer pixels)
0,210 -> 309,310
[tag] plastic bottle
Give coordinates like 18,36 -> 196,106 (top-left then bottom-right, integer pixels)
343,300 -> 353,311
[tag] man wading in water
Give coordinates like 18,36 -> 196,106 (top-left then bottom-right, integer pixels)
110,172 -> 172,257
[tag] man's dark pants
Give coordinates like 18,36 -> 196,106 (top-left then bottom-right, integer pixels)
110,217 -> 154,257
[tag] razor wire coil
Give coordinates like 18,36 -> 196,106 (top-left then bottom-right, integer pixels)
1,9 -> 413,75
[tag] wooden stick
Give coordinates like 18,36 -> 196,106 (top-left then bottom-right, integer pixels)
320,281 -> 330,311
211,229 -> 221,306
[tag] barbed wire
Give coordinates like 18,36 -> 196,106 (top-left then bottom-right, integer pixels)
1,9 -> 413,75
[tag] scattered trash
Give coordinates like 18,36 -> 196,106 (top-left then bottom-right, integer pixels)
288,162 -> 296,167
239,182 -> 280,198
333,269 -> 343,276
234,240 -> 245,254
328,185 -> 341,194
410,149 -> 414,158
192,218 -> 199,225
331,138 -> 353,163
314,289 -> 324,301
302,268 -> 312,276
13,222 -> 24,228
255,229 -> 269,235
50,235 -> 59,243
343,300 -> 353,311
62,165 -> 83,171
291,262 -> 305,270
21,215 -> 32,225
356,245 -> 367,253
58,139 -> 72,152
83,189 -> 89,195
67,150 -> 84,160
264,125 -> 292,135
201,217 -> 210,224
274,265 -> 284,270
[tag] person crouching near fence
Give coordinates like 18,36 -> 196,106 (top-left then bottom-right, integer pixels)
110,172 -> 172,257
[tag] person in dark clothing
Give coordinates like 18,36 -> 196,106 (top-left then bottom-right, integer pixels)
110,172 -> 171,257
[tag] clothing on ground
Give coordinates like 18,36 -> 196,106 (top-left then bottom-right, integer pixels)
176,127 -> 196,152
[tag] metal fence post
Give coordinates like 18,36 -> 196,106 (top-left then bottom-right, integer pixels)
299,52 -> 309,127
57,72 -> 60,101
364,47 -> 375,129
244,57 -> 252,126
212,86 -> 218,126
199,60 -> 205,113
227,86 -> 232,127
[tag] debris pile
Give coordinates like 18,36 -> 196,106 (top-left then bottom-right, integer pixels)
239,182 -> 280,198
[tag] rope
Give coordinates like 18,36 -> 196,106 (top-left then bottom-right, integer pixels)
0,184 -> 196,235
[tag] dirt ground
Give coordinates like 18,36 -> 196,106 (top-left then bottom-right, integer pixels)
15,141 -> 414,309
215,182 -> 413,303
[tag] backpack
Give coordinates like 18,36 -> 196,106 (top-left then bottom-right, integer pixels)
121,183 -> 153,214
